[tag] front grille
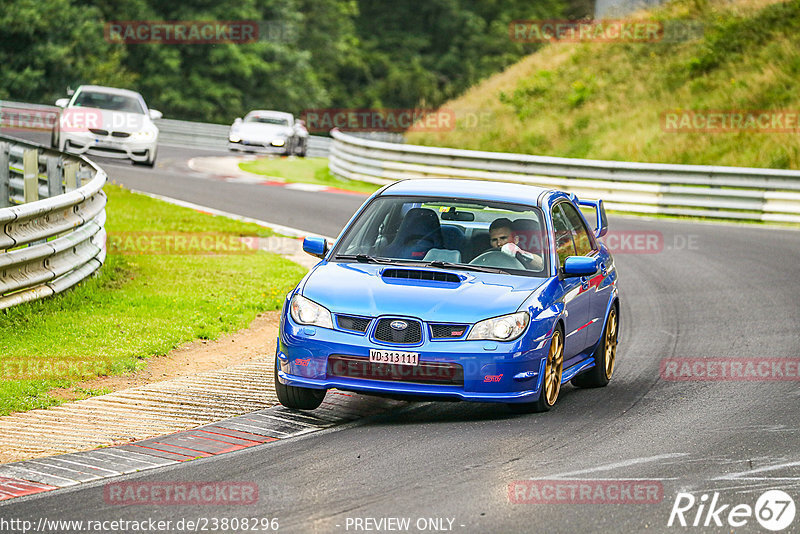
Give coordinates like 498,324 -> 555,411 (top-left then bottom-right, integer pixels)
111,131 -> 130,138
430,323 -> 469,339
89,146 -> 126,154
337,315 -> 371,333
328,355 -> 463,386
89,128 -> 109,136
374,318 -> 422,344
382,268 -> 460,283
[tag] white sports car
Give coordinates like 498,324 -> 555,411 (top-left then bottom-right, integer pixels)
51,85 -> 161,167
228,110 -> 308,157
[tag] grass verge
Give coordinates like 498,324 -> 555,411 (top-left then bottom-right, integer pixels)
239,156 -> 381,195
0,185 -> 306,416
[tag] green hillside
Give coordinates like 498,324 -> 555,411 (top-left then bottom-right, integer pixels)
407,0 -> 800,169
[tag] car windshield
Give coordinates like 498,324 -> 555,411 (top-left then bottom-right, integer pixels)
245,115 -> 290,126
331,195 -> 549,277
72,91 -> 145,114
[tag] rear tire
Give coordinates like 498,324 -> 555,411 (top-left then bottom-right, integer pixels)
572,306 -> 618,388
275,359 -> 326,410
508,327 -> 563,414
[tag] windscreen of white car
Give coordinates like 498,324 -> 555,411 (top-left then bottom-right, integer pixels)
72,91 -> 145,114
245,115 -> 290,126
331,196 -> 549,276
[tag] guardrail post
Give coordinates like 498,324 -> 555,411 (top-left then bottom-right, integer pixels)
47,155 -> 63,198
0,142 -> 8,208
64,162 -> 79,191
23,148 -> 39,203
77,166 -> 91,187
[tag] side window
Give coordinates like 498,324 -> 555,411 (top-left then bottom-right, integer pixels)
552,205 -> 576,267
559,202 -> 594,256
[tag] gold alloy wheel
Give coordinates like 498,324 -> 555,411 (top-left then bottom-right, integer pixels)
543,330 -> 564,406
604,308 -> 618,380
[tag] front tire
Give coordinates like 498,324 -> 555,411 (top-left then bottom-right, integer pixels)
275,359 -> 326,410
572,306 -> 618,388
508,327 -> 564,414
133,148 -> 157,168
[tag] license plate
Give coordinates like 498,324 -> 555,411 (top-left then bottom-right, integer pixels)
95,139 -> 121,148
369,349 -> 419,366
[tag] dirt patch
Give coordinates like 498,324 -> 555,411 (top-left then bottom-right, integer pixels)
48,311 -> 281,402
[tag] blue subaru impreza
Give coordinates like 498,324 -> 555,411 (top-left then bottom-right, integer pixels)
276,179 -> 619,413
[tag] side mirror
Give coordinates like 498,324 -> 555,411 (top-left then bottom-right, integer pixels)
561,256 -> 599,278
149,109 -> 163,120
233,117 -> 243,125
55,98 -> 69,108
302,237 -> 328,259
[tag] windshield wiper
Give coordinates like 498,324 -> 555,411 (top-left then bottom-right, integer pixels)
334,254 -> 395,264
427,260 -> 507,274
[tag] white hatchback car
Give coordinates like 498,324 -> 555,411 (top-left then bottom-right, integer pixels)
52,85 -> 161,167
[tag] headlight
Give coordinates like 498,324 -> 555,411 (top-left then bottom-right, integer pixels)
229,133 -> 241,142
271,138 -> 286,147
289,294 -> 333,329
133,130 -> 155,140
467,311 -> 530,341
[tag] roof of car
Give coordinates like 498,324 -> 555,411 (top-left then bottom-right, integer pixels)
246,110 -> 293,119
380,179 -> 552,205
76,85 -> 144,99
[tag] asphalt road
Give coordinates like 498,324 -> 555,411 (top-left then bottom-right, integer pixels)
2,142 -> 800,533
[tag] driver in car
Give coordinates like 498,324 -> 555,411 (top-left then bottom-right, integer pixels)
489,218 -> 543,270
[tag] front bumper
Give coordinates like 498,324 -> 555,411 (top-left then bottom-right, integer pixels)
64,133 -> 155,162
277,314 -> 553,403
229,140 -> 290,154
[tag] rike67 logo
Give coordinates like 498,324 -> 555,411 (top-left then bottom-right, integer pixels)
668,490 -> 796,531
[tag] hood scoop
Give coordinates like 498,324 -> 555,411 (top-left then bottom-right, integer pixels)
381,268 -> 461,284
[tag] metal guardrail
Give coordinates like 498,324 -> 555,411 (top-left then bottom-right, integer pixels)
0,134 -> 107,310
329,129 -> 800,224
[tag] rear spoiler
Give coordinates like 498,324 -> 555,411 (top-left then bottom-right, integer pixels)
571,194 -> 608,238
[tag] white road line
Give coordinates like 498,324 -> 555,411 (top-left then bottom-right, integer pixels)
127,189 -> 336,241
714,459 -> 800,480
543,453 -> 689,479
